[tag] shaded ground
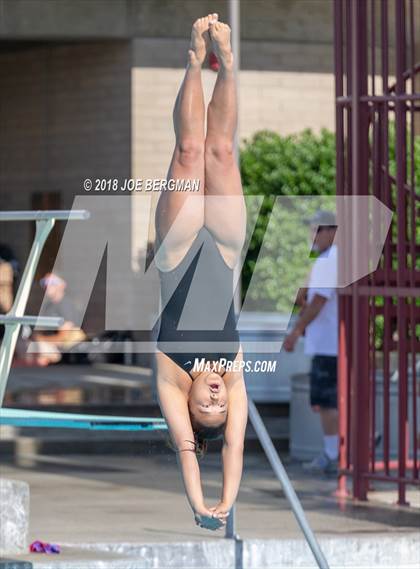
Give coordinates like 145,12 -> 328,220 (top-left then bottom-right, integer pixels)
1,450 -> 418,549
1,363 -> 419,565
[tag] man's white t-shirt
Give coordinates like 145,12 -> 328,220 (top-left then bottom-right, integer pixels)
304,244 -> 338,357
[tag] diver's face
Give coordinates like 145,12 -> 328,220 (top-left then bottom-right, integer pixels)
188,371 -> 228,427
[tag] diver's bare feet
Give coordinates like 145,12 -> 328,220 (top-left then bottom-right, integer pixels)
189,16 -> 212,67
208,18 -> 233,70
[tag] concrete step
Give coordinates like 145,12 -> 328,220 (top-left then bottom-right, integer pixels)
1,534 -> 419,568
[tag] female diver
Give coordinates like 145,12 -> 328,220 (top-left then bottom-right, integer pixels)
154,14 -> 248,531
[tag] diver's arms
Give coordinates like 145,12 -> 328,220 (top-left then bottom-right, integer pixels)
157,377 -> 205,512
215,375 -> 248,513
177,450 -> 226,528
157,376 -> 226,528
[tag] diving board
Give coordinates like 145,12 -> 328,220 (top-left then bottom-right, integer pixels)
0,408 -> 167,431
0,209 -> 167,433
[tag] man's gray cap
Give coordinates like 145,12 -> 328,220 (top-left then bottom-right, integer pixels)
305,210 -> 336,226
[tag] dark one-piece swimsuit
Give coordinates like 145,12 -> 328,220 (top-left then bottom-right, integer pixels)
156,227 -> 240,377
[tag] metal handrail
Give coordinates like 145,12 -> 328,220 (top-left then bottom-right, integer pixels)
0,210 -> 90,221
248,400 -> 330,569
0,316 -> 64,328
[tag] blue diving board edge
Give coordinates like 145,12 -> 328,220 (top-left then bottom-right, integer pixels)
0,408 -> 168,431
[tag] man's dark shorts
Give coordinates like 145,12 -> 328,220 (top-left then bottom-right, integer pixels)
309,355 -> 337,409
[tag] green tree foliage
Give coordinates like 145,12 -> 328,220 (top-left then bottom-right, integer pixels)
239,125 -> 419,347
240,129 -> 336,312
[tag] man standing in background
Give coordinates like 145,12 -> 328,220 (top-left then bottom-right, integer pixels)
284,210 -> 338,474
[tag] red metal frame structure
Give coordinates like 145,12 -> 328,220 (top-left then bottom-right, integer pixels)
334,0 -> 419,505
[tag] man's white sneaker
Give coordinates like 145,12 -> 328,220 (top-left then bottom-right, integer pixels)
302,452 -> 338,474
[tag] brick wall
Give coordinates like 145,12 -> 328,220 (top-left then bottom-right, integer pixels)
0,41 -> 131,329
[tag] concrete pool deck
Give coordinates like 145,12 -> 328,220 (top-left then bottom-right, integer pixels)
1,451 -> 419,568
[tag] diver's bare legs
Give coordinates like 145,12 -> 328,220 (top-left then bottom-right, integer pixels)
155,17 -> 212,264
204,19 -> 245,266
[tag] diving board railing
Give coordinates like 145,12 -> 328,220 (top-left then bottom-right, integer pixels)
225,400 -> 330,569
248,400 -> 329,569
0,210 -> 88,407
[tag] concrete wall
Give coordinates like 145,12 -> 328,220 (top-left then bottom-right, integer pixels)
0,41 -> 131,325
0,0 -> 129,39
0,0 -> 333,46
2,0 -> 416,72
2,0 -> 414,58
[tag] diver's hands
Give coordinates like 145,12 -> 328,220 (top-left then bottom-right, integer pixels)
209,501 -> 231,520
194,503 -> 227,531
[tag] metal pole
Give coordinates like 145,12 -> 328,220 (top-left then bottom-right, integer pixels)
226,2 -> 241,542
0,316 -> 63,327
226,5 -> 327,565
394,0 -> 409,507
0,210 -> 89,222
229,0 -> 242,318
226,2 -> 241,543
224,503 -> 238,539
0,218 -> 55,405
229,0 -> 240,162
350,0 -> 370,502
248,400 -> 330,569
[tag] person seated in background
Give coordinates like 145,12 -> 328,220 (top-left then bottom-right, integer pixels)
0,255 -> 14,341
17,272 -> 86,366
0,259 -> 14,312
